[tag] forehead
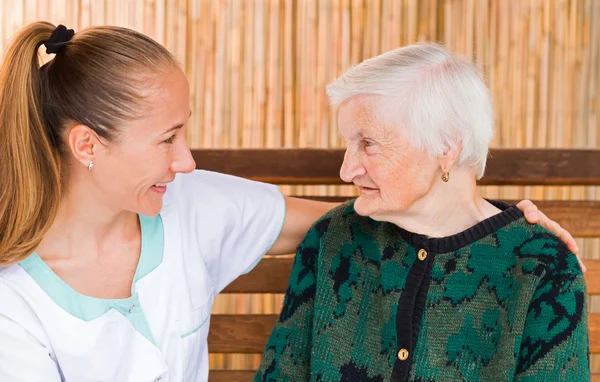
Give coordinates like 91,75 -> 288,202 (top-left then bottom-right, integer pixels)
337,95 -> 395,139
126,69 -> 190,132
148,69 -> 190,114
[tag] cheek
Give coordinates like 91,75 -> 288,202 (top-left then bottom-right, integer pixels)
374,157 -> 432,205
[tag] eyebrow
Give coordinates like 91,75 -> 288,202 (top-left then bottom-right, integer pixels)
345,130 -> 366,141
163,111 -> 192,134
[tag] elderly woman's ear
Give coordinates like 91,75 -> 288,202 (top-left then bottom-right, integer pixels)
438,142 -> 462,181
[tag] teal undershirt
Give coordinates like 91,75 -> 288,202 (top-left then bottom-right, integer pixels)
18,214 -> 164,345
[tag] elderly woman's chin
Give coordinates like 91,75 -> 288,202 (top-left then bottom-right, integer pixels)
353,188 -> 419,220
353,193 -> 390,219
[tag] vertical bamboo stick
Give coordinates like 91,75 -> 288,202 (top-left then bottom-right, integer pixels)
390,0 -> 400,48
154,0 -> 166,45
242,0 -> 254,147
265,0 -> 282,149
443,0 -> 451,49
407,0 -> 416,43
350,0 -> 363,64
464,0 -> 474,57
283,0 -> 295,148
253,0 -> 266,148
380,0 -> 390,51
202,0 -> 215,148
227,0 -> 240,149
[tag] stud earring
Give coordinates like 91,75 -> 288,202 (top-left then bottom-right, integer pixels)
441,172 -> 449,182
88,160 -> 94,170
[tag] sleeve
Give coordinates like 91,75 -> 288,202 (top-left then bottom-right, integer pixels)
0,289 -> 61,381
254,218 -> 325,382
170,170 -> 286,293
515,248 -> 590,381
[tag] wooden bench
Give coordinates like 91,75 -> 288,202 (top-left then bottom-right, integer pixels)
190,148 -> 600,381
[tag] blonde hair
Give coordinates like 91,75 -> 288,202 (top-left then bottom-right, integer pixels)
0,22 -> 177,265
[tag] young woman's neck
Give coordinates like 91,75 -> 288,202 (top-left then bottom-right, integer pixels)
37,170 -> 140,260
384,169 -> 502,238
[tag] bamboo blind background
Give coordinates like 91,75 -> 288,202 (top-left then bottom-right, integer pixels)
1,0 -> 599,373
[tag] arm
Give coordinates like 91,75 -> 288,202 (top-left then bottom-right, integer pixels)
267,196 -> 337,255
255,221 -> 321,381
515,252 -> 589,380
269,197 -> 584,271
0,313 -> 61,382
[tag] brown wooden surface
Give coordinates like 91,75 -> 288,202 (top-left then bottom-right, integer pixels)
591,313 -> 600,354
298,198 -> 600,238
192,149 -> 600,185
587,260 -> 600,296
209,313 -> 600,354
208,314 -> 278,353
226,258 -> 600,295
223,258 -> 294,293
208,370 -> 255,382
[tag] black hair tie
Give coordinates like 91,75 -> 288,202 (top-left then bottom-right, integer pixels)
44,25 -> 75,54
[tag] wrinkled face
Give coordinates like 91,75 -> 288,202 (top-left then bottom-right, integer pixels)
93,67 -> 195,217
338,96 -> 439,219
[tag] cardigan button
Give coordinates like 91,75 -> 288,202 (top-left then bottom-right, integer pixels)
418,249 -> 428,261
398,348 -> 409,361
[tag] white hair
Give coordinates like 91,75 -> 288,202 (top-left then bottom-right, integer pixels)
326,42 -> 493,179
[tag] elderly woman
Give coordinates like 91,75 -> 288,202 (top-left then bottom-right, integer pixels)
255,43 -> 589,381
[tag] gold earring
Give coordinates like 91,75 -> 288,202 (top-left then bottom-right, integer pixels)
441,172 -> 449,182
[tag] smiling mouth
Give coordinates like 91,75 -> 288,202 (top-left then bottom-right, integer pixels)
150,182 -> 169,194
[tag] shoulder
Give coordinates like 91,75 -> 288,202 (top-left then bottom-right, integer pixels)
160,170 -> 282,214
506,220 -> 583,280
0,263 -> 29,287
165,169 -> 278,200
301,199 -> 385,249
0,264 -> 42,321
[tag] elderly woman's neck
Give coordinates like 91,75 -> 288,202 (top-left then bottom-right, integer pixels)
382,170 -> 502,238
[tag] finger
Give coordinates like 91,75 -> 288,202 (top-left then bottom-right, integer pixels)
538,211 -> 579,254
577,255 -> 587,273
518,200 -> 540,222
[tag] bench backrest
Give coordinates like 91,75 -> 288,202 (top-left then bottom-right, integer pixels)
191,148 -> 600,381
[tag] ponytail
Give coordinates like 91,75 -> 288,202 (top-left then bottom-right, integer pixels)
0,22 -> 62,265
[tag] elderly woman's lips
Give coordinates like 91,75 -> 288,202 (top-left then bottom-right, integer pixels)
358,186 -> 379,192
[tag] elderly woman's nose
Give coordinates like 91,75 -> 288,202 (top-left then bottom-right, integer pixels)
340,152 -> 363,183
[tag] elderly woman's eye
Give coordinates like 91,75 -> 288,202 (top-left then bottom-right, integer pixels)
363,140 -> 374,147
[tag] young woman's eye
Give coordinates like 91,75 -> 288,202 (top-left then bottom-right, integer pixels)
164,134 -> 176,144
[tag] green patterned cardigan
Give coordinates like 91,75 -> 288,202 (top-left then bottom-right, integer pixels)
255,200 -> 590,381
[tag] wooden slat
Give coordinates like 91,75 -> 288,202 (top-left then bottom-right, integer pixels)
224,258 -> 294,293
208,370 -> 255,382
208,313 -> 600,354
298,198 -> 600,238
587,260 -> 600,295
192,149 -> 600,185
208,314 -> 278,353
225,258 -> 600,295
591,313 -> 600,354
